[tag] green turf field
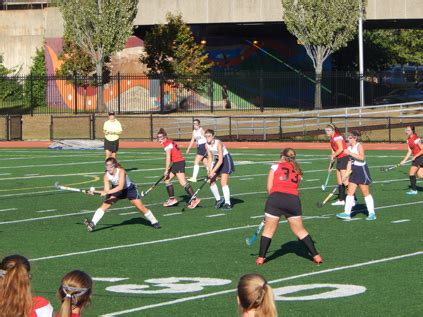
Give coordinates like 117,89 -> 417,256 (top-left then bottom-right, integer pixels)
1,148 -> 422,316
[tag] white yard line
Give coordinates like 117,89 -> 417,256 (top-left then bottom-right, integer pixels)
163,213 -> 183,217
391,219 -> 411,223
102,251 -> 423,316
35,209 -> 57,213
118,212 -> 139,216
0,208 -> 17,212
206,214 -> 226,218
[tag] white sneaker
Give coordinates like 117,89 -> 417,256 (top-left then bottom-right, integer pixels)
187,177 -> 197,183
331,200 -> 345,206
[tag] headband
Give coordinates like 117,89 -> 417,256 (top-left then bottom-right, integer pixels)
0,269 -> 6,278
62,285 -> 90,305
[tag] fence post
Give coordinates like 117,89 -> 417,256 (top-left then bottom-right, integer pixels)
259,72 -> 264,112
91,113 -> 96,140
6,115 -> 10,141
210,79 -> 214,113
150,113 -> 153,141
279,117 -> 282,141
74,75 -> 78,114
50,115 -> 54,141
30,73 -> 34,116
159,77 -> 165,114
388,117 -> 391,143
229,116 -> 232,141
117,72 -> 121,114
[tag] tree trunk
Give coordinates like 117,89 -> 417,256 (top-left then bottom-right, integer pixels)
96,60 -> 105,112
314,58 -> 323,110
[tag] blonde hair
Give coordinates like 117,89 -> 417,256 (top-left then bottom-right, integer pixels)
0,255 -> 33,317
237,273 -> 277,317
281,148 -> 302,176
57,270 -> 92,317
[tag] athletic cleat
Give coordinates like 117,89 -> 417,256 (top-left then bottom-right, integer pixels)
406,189 -> 418,195
366,213 -> 377,221
188,198 -> 201,209
336,213 -> 351,220
163,198 -> 178,207
331,200 -> 345,206
187,177 -> 197,183
84,218 -> 95,232
256,257 -> 265,265
222,203 -> 232,211
215,197 -> 225,209
313,254 -> 323,265
152,222 -> 162,229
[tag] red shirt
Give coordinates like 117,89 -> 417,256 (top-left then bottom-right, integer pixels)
408,134 -> 422,157
163,139 -> 184,163
330,132 -> 347,158
29,296 -> 53,317
269,161 -> 301,196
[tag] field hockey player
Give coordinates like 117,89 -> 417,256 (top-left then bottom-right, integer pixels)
256,148 -> 323,266
83,158 -> 161,232
186,119 -> 209,182
400,126 -> 423,195
205,129 -> 235,210
157,128 -> 201,209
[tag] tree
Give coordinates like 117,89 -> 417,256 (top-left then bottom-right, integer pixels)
57,40 -> 95,78
24,48 -> 47,109
282,0 -> 363,109
0,55 -> 23,108
142,13 -> 213,92
57,0 -> 138,111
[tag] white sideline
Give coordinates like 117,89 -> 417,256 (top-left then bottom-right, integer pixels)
102,251 -> 423,316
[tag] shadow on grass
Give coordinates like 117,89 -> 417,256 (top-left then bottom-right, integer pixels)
265,240 -> 313,264
84,216 -> 152,232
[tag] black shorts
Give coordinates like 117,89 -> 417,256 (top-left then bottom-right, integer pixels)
349,164 -> 372,185
197,144 -> 207,157
107,184 -> 139,201
215,154 -> 235,175
170,160 -> 186,174
412,155 -> 423,167
265,192 -> 302,218
104,139 -> 119,152
336,156 -> 349,170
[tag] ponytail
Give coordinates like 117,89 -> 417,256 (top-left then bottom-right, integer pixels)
57,296 -> 72,317
157,128 -> 167,137
281,148 -> 302,176
255,283 -> 277,317
57,270 -> 92,317
0,255 -> 33,317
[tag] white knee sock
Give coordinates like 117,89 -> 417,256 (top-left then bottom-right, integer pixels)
144,210 -> 158,224
344,195 -> 354,215
222,185 -> 231,205
364,194 -> 375,215
210,183 -> 221,201
192,164 -> 200,179
92,208 -> 105,225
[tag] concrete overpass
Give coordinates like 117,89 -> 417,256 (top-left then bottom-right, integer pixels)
135,0 -> 423,25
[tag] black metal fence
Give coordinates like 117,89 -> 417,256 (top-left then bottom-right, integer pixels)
0,71 -> 422,115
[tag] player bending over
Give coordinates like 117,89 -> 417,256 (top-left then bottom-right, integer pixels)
84,158 -> 161,232
256,148 -> 323,266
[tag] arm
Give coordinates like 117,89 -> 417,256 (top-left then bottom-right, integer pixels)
345,144 -> 365,161
267,169 -> 274,195
210,142 -> 223,177
206,146 -> 213,173
165,149 -> 171,176
100,174 -> 111,196
400,148 -> 412,165
331,140 -> 344,159
342,161 -> 352,183
115,121 -> 123,135
106,170 -> 126,194
186,131 -> 195,154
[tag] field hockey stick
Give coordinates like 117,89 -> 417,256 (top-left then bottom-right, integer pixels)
380,160 -> 412,172
54,182 -> 102,195
182,177 -> 209,211
245,220 -> 265,246
316,186 -> 337,208
140,175 -> 165,197
321,160 -> 335,191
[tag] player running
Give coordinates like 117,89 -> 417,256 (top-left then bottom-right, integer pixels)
336,130 -> 376,220
157,128 -> 201,209
186,119 -> 209,182
325,123 -> 350,206
205,129 -> 235,210
400,125 -> 423,195
256,148 -> 323,266
83,157 -> 161,232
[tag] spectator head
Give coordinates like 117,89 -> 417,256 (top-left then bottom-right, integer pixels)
57,270 -> 92,317
237,273 -> 277,317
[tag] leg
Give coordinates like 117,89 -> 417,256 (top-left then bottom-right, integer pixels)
85,199 -> 115,231
417,167 -> 423,179
190,155 -> 203,181
131,199 -> 160,227
220,173 -> 231,208
176,172 -> 201,208
163,173 -> 178,206
258,215 -> 280,259
337,183 -> 357,219
209,178 -> 224,208
408,166 -> 419,192
360,184 -> 376,220
287,217 -> 321,262
335,169 -> 346,203
105,149 -> 112,159
111,152 -> 117,158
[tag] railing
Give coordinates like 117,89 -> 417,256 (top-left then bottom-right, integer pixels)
1,71 -> 422,115
1,0 -> 50,9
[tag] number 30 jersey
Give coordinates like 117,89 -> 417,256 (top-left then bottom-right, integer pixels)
269,161 -> 301,196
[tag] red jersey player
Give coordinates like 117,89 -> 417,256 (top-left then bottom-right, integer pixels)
400,126 -> 423,195
325,123 -> 350,206
156,128 -> 201,208
256,148 -> 323,266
